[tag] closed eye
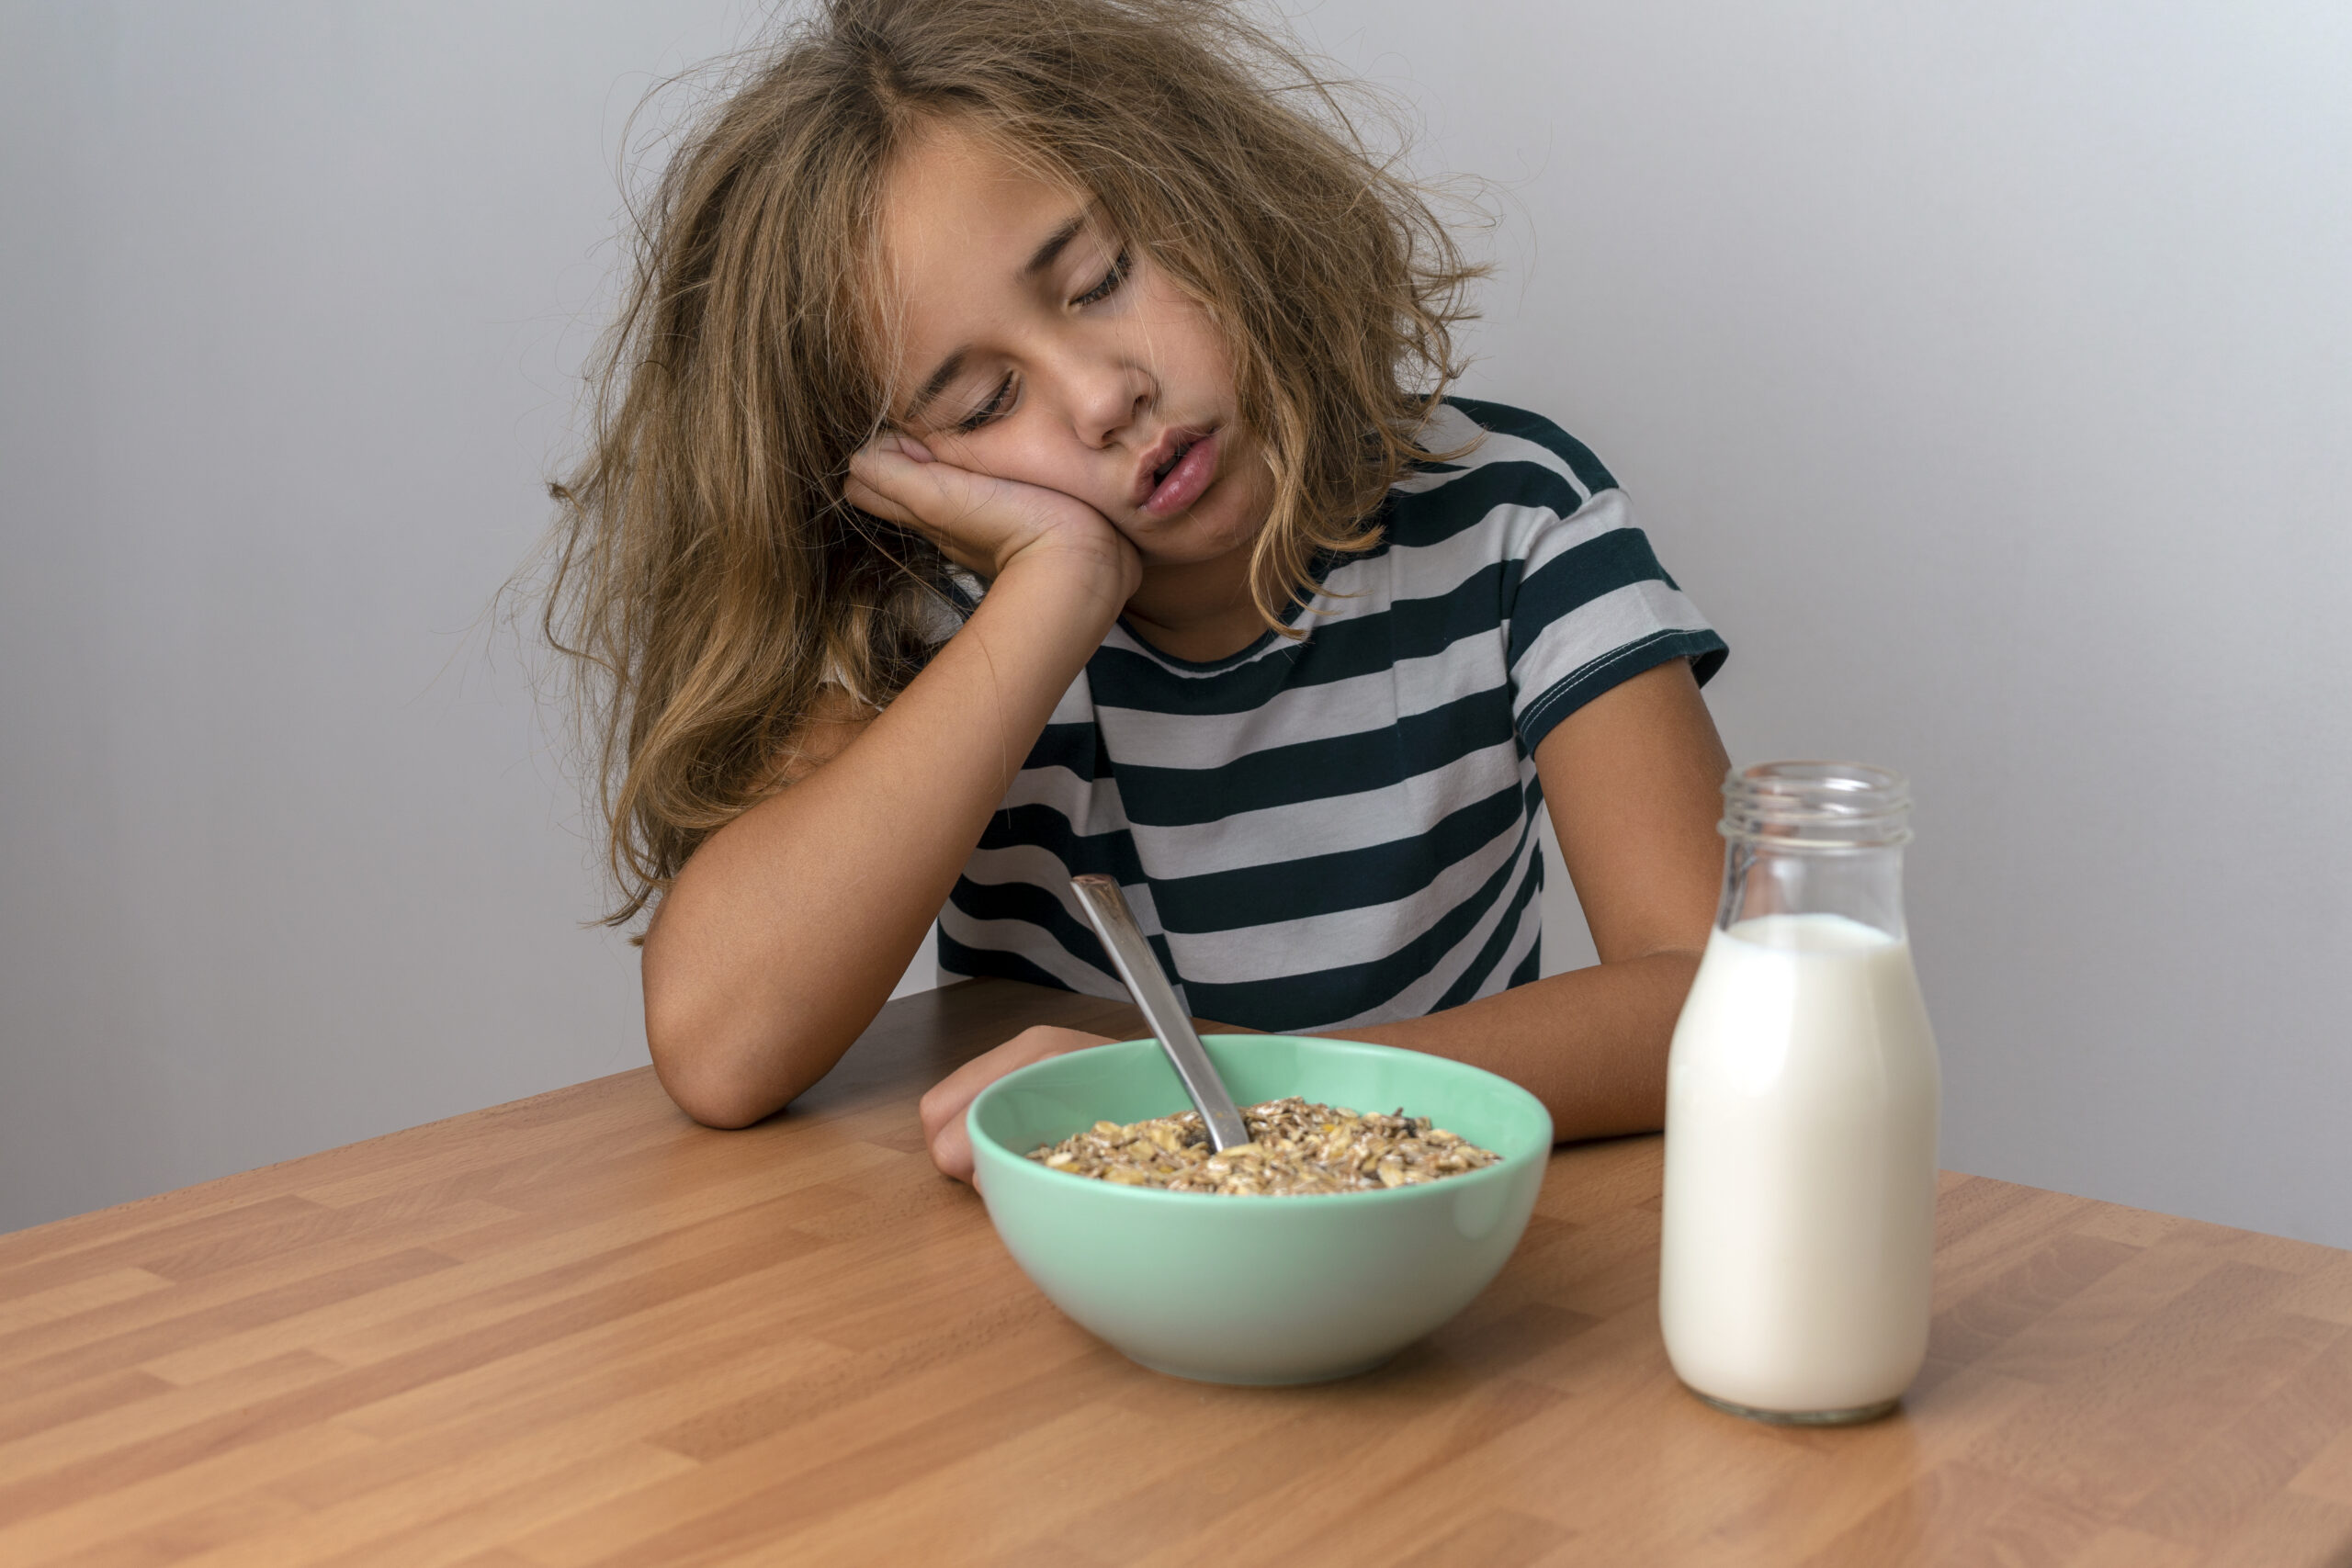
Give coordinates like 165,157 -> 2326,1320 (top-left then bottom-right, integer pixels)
946,247 -> 1125,434
1074,250 -> 1129,308
955,372 -> 1017,434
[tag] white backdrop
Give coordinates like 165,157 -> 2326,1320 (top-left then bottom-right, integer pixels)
3,1 -> 2346,1245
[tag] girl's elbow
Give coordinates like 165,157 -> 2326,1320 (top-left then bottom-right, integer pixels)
667,1073 -> 775,1130
641,957 -> 863,1127
646,1006 -> 792,1129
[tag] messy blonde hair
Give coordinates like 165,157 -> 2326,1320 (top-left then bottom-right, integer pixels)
541,0 -> 1483,926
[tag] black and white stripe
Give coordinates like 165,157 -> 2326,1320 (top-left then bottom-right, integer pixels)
939,398 -> 1727,1032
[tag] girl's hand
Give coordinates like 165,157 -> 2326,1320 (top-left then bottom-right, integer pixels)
918,1025 -> 1114,1184
846,434 -> 1140,605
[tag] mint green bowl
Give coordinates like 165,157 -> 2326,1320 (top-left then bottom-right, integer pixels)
967,1034 -> 1553,1385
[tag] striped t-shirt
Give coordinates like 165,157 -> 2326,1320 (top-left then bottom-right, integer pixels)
936,398 -> 1727,1032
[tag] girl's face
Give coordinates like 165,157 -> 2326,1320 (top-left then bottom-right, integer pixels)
873,122 -> 1274,570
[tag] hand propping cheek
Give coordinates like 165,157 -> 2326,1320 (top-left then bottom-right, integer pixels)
844,431 -> 1010,558
843,433 -> 1135,588
843,432 -> 978,558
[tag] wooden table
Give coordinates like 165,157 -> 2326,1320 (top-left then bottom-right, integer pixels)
6,979 -> 2351,1567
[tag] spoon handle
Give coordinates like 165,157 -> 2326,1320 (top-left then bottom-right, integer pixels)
1070,874 -> 1251,1153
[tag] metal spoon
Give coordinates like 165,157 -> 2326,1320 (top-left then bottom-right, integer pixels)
1069,874 -> 1251,1152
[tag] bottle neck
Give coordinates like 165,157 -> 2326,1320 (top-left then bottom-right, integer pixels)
1714,761 -> 1914,942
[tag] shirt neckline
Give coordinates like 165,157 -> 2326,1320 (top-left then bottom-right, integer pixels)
1110,539 -> 1360,674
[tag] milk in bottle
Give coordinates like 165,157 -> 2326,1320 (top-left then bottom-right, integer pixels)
1658,762 -> 1939,1423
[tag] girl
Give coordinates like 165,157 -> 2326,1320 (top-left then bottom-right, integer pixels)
543,0 -> 1732,1179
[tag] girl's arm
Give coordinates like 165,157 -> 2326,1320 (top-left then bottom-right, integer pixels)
915,656 -> 1726,1179
1326,655 -> 1727,1139
639,438 -> 1137,1128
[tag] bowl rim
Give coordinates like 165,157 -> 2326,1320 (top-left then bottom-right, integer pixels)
966,1033 -> 1555,1208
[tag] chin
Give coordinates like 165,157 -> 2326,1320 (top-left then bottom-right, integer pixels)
1128,523 -> 1259,570
1133,483 -> 1271,566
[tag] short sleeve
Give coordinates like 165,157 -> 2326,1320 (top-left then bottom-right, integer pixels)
924,567 -> 985,642
1505,479 -> 1727,757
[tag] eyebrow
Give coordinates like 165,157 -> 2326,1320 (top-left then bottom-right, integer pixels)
905,349 -> 967,428
1023,212 -> 1088,279
902,209 -> 1091,425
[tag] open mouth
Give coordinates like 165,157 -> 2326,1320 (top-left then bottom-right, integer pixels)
1140,428 -> 1220,516
1151,439 -> 1193,487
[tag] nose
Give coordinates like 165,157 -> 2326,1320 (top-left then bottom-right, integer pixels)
1059,345 -> 1151,450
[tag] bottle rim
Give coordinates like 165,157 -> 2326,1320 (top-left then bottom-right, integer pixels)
1720,761 -> 1913,848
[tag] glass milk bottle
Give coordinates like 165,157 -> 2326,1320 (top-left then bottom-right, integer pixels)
1658,761 -> 1940,1424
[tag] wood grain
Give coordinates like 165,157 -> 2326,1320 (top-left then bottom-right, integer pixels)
3,979 -> 2348,1567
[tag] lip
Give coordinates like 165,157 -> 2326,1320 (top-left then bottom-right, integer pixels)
1134,427 -> 1219,516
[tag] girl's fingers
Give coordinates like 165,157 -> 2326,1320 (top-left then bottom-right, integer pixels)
931,1117 -> 976,1184
849,447 -> 1038,570
845,448 -> 978,543
841,474 -> 915,527
846,432 -> 936,498
918,1026 -> 1114,1184
859,429 -> 935,464
844,473 -> 998,580
846,437 -> 1129,590
855,444 -> 1003,523
848,442 -> 985,530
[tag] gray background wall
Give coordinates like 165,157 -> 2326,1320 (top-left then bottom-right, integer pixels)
3,1 -> 2346,1244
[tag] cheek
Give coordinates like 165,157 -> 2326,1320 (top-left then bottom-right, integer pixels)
1148,283 -> 1241,389
1217,457 -> 1278,544
1116,264 -> 1234,389
1139,309 -> 1237,400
